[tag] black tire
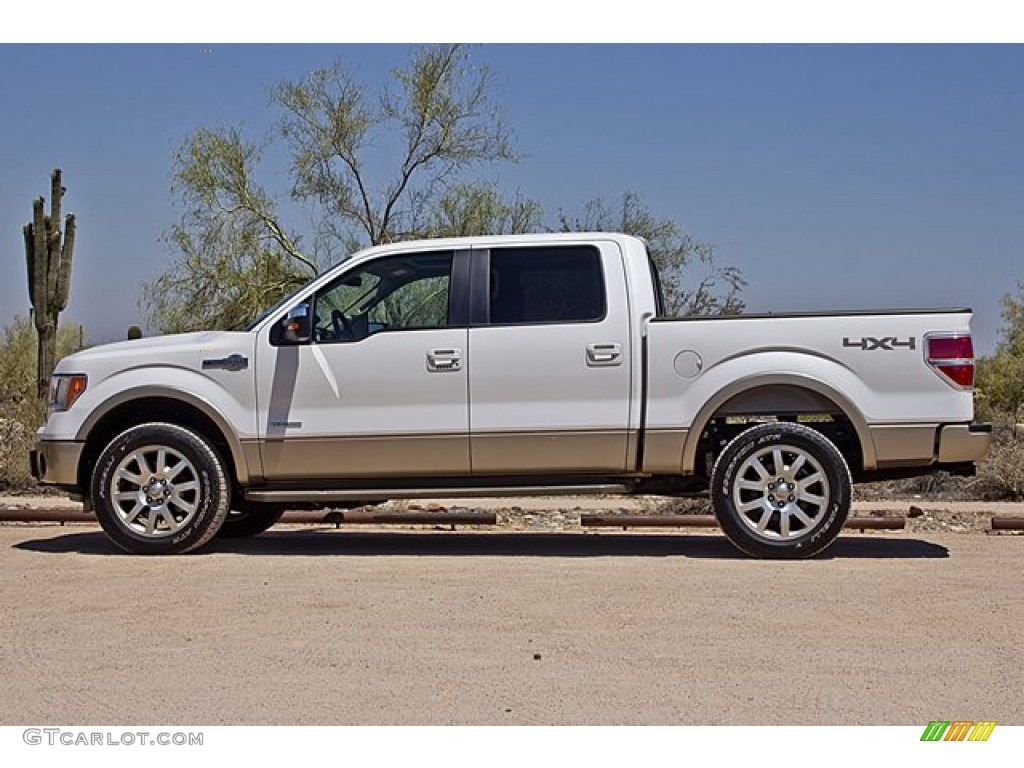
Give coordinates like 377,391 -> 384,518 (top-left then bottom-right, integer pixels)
91,423 -> 231,554
217,505 -> 286,538
710,422 -> 851,559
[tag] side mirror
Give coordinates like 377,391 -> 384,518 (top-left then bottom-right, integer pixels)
280,306 -> 311,344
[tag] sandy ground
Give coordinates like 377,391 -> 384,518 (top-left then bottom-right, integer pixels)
1,520 -> 1021,726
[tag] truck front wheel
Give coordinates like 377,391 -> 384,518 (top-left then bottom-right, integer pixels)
91,423 -> 231,554
710,422 -> 851,559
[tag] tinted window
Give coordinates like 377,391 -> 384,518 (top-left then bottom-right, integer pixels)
489,246 -> 605,325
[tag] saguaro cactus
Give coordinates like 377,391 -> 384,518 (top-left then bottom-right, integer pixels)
23,169 -> 76,400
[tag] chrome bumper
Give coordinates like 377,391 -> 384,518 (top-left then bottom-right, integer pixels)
937,423 -> 992,463
30,440 -> 84,488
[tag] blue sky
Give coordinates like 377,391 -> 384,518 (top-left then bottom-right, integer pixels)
1,43 -> 1021,353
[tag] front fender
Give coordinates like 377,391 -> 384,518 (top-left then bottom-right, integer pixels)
67,367 -> 257,485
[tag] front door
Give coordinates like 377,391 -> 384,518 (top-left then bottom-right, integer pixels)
256,249 -> 470,480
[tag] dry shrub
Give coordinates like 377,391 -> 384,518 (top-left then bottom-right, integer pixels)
0,316 -> 86,490
973,427 -> 1024,500
0,416 -> 36,490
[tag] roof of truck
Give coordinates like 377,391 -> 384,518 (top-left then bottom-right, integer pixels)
341,231 -> 645,264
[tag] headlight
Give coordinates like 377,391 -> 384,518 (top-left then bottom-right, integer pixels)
47,374 -> 88,418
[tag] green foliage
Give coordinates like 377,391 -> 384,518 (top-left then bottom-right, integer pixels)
275,44 -> 515,245
417,183 -> 542,238
0,316 -> 87,488
148,228 -> 310,334
973,285 -> 1024,500
975,283 -> 1024,423
145,127 -> 313,333
559,191 -> 745,316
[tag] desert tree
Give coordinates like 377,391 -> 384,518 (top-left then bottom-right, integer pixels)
147,45 -> 518,332
559,191 -> 745,317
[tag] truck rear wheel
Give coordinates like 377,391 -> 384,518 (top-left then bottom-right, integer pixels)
710,422 -> 851,559
91,423 -> 231,554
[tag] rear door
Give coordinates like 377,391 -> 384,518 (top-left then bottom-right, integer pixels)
468,242 -> 633,474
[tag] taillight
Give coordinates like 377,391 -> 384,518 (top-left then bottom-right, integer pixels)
926,334 -> 974,389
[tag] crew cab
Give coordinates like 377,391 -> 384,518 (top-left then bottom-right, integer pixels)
32,233 -> 991,557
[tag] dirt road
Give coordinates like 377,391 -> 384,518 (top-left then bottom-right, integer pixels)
1,523 -> 1021,725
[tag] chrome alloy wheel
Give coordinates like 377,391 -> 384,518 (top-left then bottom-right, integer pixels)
731,444 -> 831,541
109,445 -> 201,538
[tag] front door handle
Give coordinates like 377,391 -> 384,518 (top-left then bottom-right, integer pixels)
427,348 -> 462,372
586,342 -> 622,367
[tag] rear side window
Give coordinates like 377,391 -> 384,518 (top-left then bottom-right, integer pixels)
488,246 -> 606,325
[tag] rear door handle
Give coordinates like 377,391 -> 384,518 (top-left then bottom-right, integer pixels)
586,342 -> 622,367
427,348 -> 462,372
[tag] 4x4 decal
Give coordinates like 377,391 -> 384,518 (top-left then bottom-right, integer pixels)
843,336 -> 916,351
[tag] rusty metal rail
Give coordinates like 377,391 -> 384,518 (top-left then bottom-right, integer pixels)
314,509 -> 496,527
1,508 -> 908,531
580,514 -> 905,530
0,509 -> 94,523
842,516 -> 906,531
10,508 -> 1024,532
581,514 -> 719,528
0,507 -> 496,527
991,517 -> 1024,531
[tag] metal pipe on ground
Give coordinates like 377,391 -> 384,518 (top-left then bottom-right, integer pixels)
579,514 -> 906,530
990,517 -> 1024,531
313,510 -> 496,527
0,509 -> 905,530
0,509 -> 906,530
0,508 -> 497,527
0,509 -> 94,523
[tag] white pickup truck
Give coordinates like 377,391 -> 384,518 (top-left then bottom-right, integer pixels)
32,232 -> 991,557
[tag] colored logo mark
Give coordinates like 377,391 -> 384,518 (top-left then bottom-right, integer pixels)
920,721 -> 997,742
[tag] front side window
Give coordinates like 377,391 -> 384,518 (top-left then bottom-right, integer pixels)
488,246 -> 606,325
313,252 -> 453,342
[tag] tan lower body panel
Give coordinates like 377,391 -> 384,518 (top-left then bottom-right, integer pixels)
938,424 -> 992,463
640,428 -> 688,473
470,431 -> 629,474
260,434 -> 470,480
35,440 -> 84,486
240,440 -> 262,483
870,424 -> 938,467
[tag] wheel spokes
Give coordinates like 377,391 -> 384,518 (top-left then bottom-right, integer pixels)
732,443 -> 831,541
110,444 -> 201,538
131,450 -> 153,477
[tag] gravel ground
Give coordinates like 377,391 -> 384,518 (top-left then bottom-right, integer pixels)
0,522 -> 1021,726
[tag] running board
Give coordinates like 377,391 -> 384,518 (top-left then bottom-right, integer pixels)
244,484 -> 631,504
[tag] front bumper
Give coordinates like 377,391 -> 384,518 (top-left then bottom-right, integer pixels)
30,439 -> 84,489
937,422 -> 992,463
